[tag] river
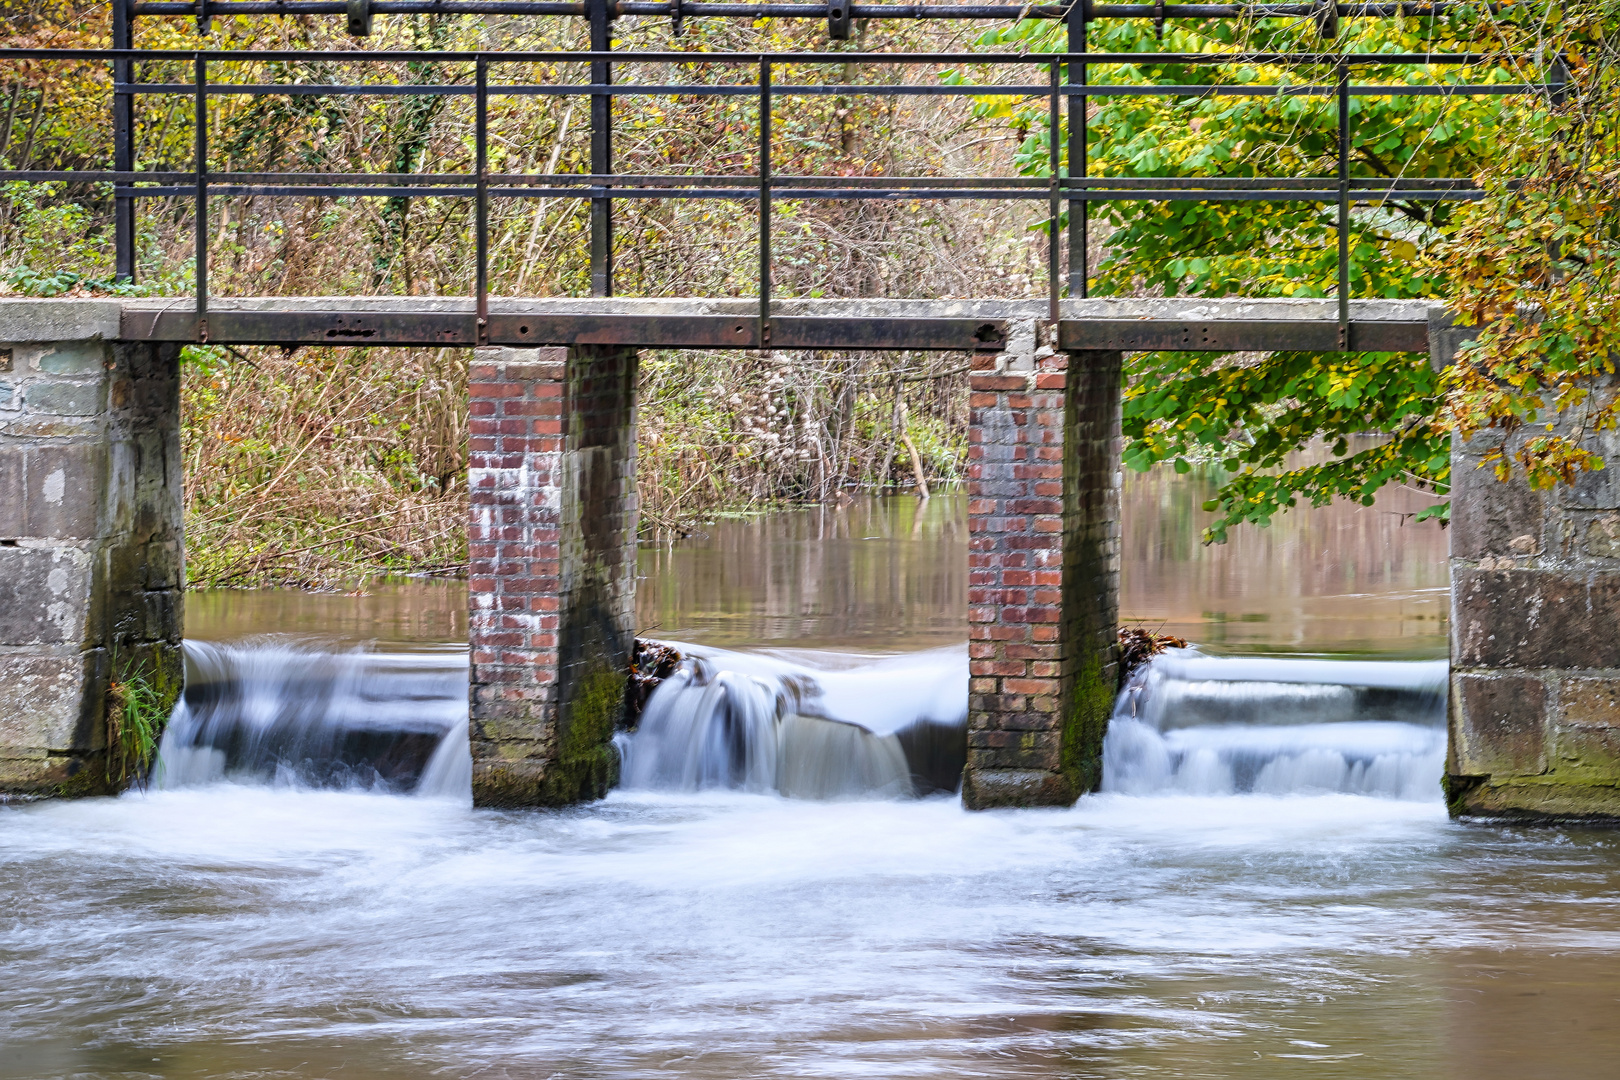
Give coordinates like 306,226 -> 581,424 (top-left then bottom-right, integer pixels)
3,472 -> 1618,1079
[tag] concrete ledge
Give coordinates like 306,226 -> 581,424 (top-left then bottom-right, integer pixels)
1448,776 -> 1620,822
0,299 -> 122,343
961,768 -> 1077,809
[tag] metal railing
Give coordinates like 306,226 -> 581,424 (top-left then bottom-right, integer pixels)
1,0 -> 1540,347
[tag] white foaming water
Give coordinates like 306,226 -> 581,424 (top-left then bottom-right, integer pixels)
618,645 -> 969,798
1103,649 -> 1448,798
156,640 -> 471,801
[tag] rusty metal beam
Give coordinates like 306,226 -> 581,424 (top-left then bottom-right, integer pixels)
121,307 -> 1429,352
119,309 -> 1015,351
1057,319 -> 1429,352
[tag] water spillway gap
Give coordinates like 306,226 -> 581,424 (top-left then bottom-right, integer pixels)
155,640 -> 472,799
1104,649 -> 1449,799
618,646 -> 970,798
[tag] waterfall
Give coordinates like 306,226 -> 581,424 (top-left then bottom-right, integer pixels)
154,640 -> 471,800
617,646 -> 968,799
1102,649 -> 1448,799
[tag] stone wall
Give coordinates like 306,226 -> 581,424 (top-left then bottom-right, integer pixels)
1449,374 -> 1620,820
962,326 -> 1121,808
0,301 -> 183,796
467,345 -> 638,808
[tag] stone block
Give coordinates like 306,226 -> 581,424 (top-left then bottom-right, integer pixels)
1448,453 -> 1544,561
22,443 -> 101,539
1550,724 -> 1620,783
1557,427 -> 1620,510
0,546 -> 94,646
1558,677 -> 1620,729
1452,569 -> 1620,670
960,767 -> 1075,809
0,447 -> 21,532
0,298 -> 121,342
34,341 -> 108,375
1452,672 -> 1548,777
0,654 -> 91,752
24,381 -> 104,417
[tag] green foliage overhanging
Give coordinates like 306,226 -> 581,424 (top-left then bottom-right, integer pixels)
1441,1 -> 1620,489
960,6 -> 1524,540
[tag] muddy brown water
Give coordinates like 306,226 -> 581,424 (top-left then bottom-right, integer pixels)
6,472 -> 1619,1080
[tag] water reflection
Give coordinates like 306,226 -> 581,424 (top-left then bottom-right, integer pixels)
1122,466 -> 1448,655
636,496 -> 967,651
185,466 -> 1447,658
186,578 -> 466,649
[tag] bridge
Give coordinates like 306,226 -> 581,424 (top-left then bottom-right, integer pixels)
2,2 -> 1603,819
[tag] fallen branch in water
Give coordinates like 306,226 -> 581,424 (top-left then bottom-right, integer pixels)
1118,626 -> 1189,686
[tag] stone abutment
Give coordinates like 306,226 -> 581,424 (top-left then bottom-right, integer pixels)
0,301 -> 184,796
1447,354 -> 1620,820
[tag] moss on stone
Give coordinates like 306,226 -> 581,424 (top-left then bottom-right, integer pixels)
538,662 -> 624,805
1058,648 -> 1116,799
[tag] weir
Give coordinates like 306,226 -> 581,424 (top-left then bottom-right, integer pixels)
0,292 -> 1518,813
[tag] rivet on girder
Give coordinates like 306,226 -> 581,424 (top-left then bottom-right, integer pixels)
347,0 -> 373,37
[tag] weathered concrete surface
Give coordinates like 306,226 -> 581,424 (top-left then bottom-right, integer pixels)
122,295 -> 1441,322
0,302 -> 183,797
961,315 -> 1122,808
1448,354 -> 1620,820
466,346 -> 637,807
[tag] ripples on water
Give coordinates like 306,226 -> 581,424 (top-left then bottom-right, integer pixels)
7,785 -> 1620,1078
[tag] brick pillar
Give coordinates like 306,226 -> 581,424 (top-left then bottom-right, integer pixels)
1448,369 -> 1620,821
962,335 -> 1122,809
467,345 -> 638,808
0,301 -> 184,797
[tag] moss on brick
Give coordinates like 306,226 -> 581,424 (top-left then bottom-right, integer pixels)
542,662 -> 623,804
1059,647 -> 1115,798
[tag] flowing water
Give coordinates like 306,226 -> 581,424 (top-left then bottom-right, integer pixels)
5,477 -> 1620,1078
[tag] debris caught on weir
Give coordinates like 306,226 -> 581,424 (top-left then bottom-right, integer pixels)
627,640 -> 684,725
1118,627 -> 1190,684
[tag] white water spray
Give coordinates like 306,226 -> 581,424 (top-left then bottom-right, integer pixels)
617,646 -> 968,799
155,640 -> 471,801
1102,649 -> 1447,799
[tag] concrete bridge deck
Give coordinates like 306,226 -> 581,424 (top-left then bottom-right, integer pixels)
90,296 -> 1446,354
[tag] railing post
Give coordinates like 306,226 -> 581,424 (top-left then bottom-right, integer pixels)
1067,0 -> 1088,300
1048,56 -> 1061,325
476,55 -> 489,346
194,52 -> 207,343
759,58 -> 772,346
588,0 -> 613,297
112,0 -> 135,283
1336,58 -> 1349,349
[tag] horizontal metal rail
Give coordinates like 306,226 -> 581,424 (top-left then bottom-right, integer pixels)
124,1 -> 1493,18
109,80 -> 1542,97
0,47 -> 1517,63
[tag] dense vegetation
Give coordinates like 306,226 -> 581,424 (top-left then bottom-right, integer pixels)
1,1 -> 1615,582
